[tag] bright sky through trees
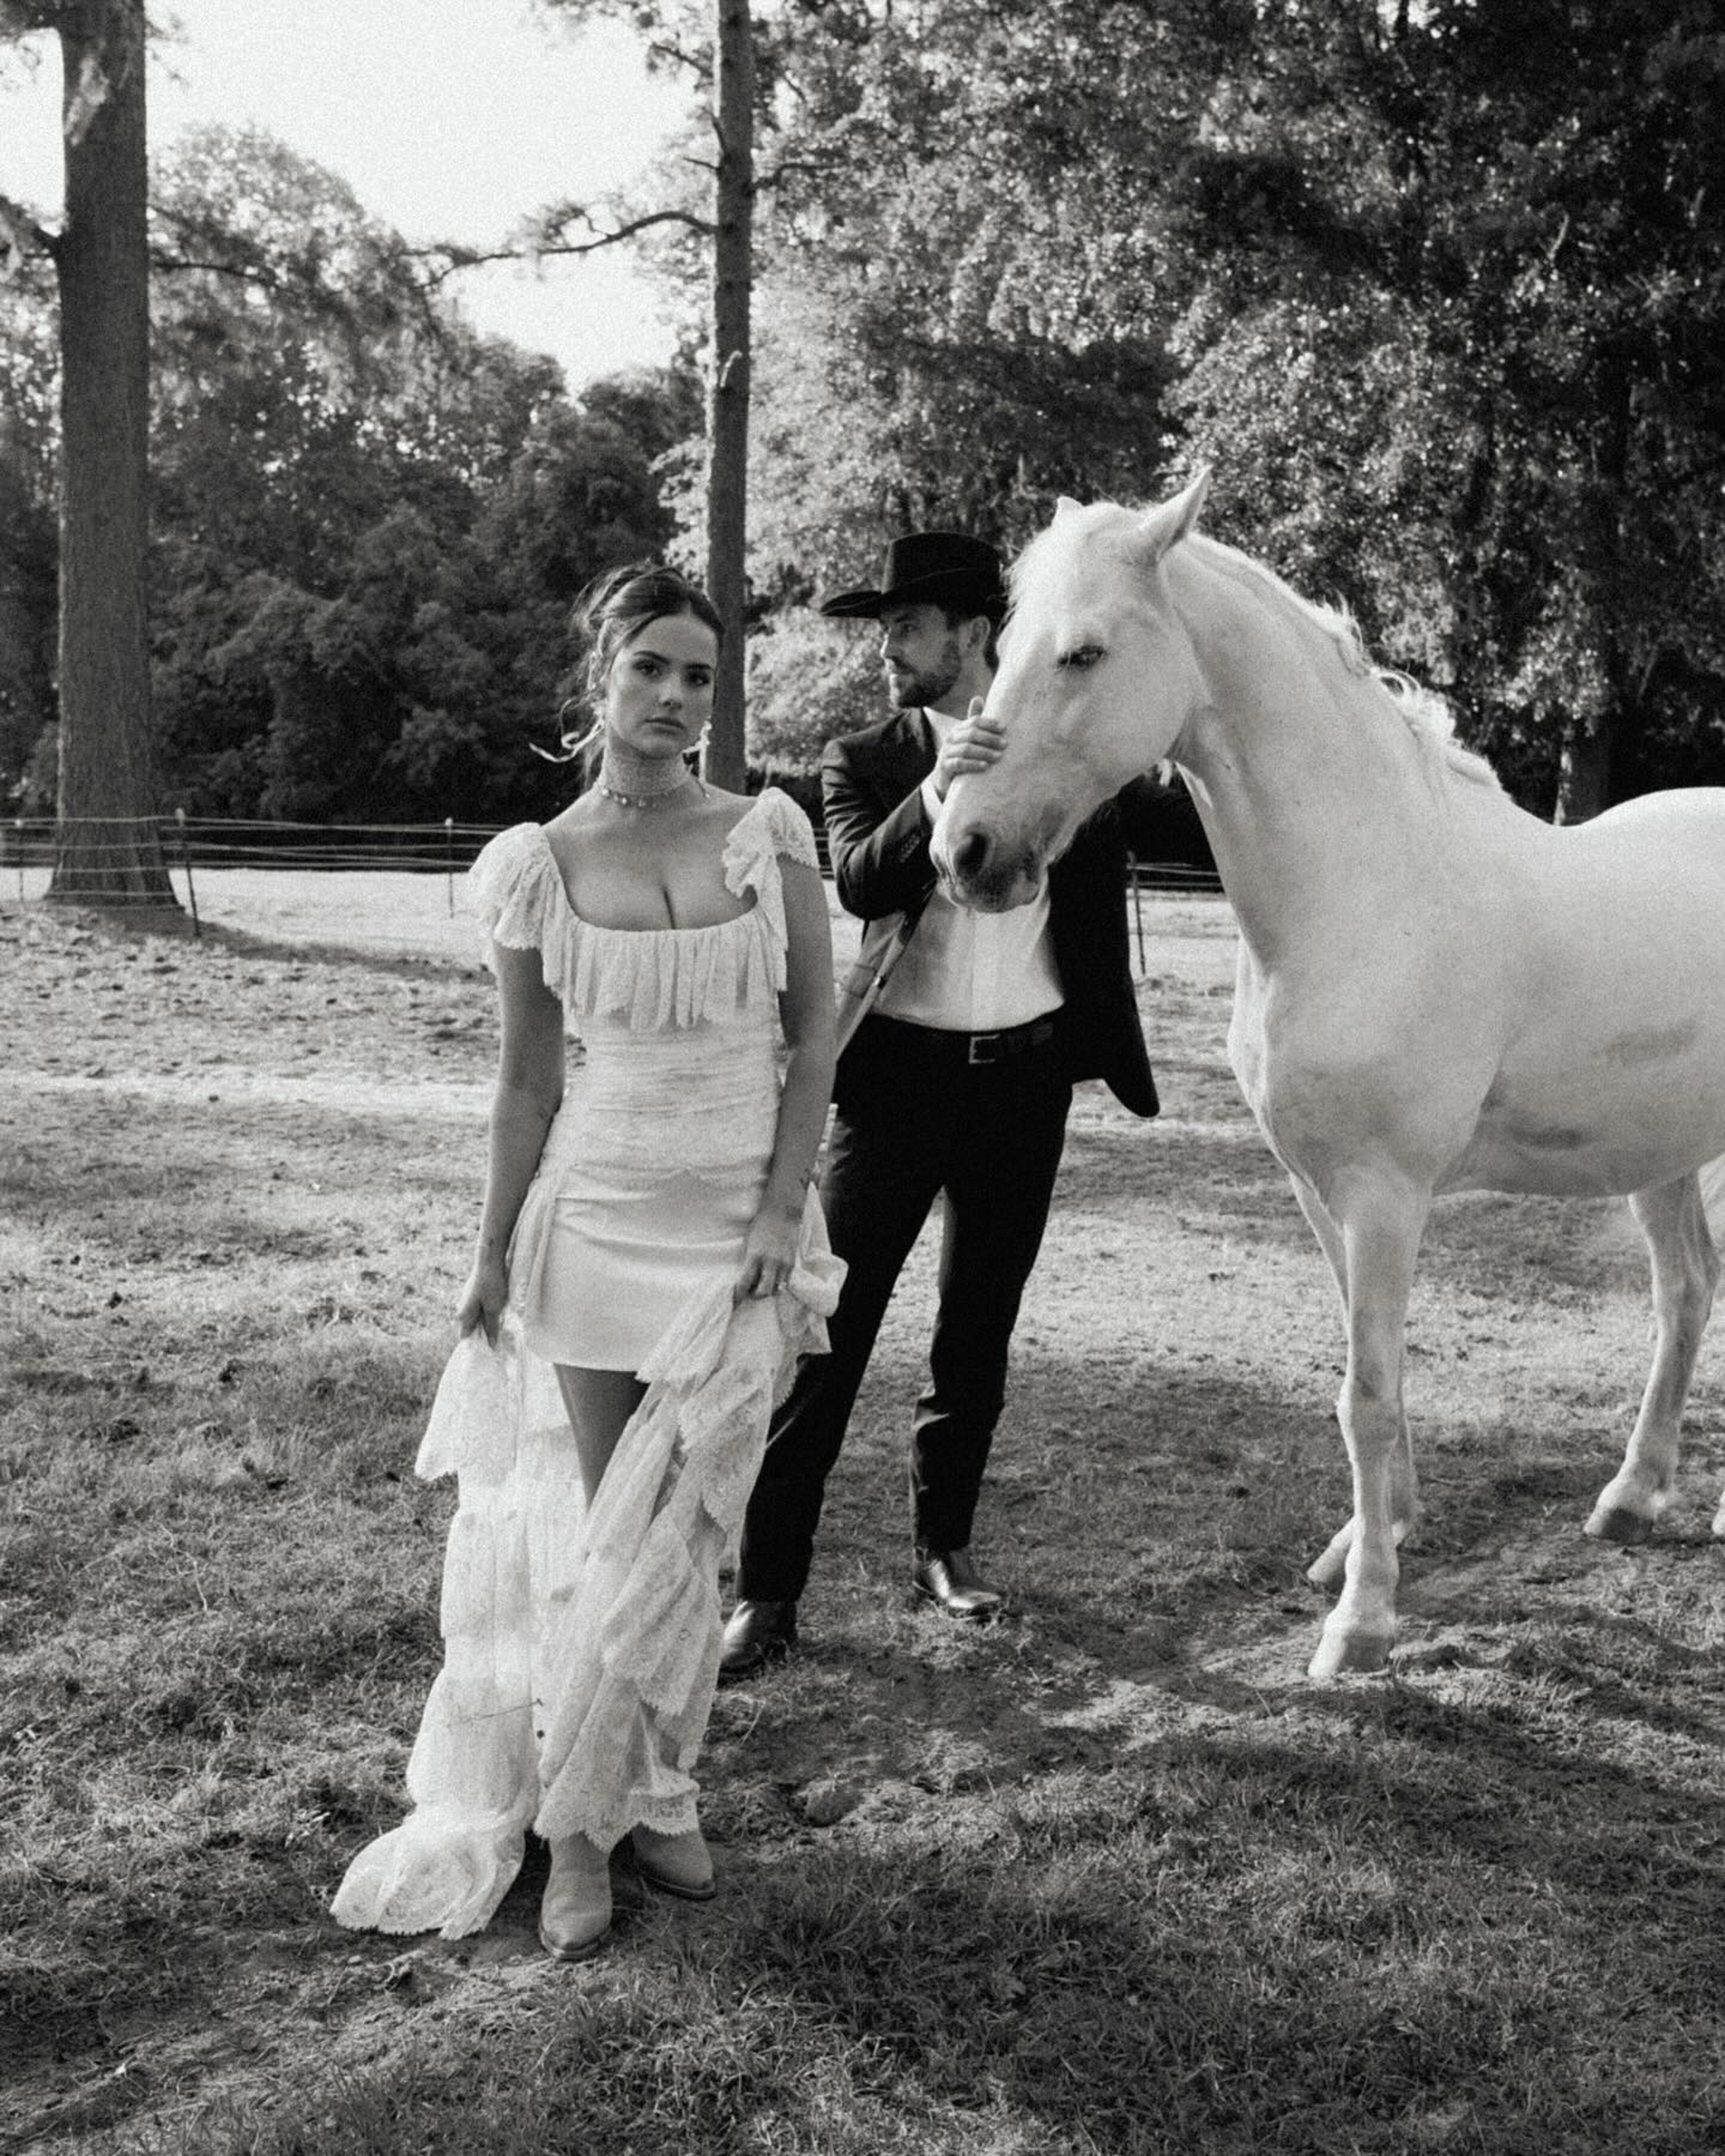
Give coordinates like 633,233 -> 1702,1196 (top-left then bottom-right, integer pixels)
0,0 -> 688,388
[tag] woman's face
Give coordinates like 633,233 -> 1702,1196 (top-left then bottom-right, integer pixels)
605,608 -> 718,757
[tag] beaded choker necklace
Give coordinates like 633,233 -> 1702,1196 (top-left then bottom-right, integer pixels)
595,739 -> 699,810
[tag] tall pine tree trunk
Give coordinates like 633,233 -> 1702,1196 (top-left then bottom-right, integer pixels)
49,0 -> 173,905
1554,719 -> 1612,824
701,0 -> 752,792
1556,375 -> 1630,828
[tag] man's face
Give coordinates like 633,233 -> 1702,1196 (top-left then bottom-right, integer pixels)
879,602 -> 964,710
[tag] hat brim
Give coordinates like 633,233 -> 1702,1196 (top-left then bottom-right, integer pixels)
819,569 -> 1006,621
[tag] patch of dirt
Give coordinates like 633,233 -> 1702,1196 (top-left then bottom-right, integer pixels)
6,902 -> 495,1077
4,904 -> 499,1185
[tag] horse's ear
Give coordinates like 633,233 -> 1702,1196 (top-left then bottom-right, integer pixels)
1134,468 -> 1211,567
1053,495 -> 1084,522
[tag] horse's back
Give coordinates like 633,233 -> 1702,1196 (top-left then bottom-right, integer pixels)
1509,784 -> 1725,940
1241,780 -> 1725,1200
1566,785 -> 1725,860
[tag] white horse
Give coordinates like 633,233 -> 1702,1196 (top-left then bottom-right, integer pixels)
931,472 -> 1725,1678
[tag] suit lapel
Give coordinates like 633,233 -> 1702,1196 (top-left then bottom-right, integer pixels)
859,707 -> 936,805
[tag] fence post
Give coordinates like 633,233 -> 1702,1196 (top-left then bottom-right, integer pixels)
11,818 -> 21,905
174,808 -> 201,938
1128,852 -> 1145,974
445,816 -> 455,914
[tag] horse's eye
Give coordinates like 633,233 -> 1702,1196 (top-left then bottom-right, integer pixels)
1059,645 -> 1105,671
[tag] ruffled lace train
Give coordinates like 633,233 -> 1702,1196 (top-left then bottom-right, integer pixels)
330,1204 -> 843,1940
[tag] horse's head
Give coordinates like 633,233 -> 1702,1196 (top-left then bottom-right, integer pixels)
932,471 -> 1211,910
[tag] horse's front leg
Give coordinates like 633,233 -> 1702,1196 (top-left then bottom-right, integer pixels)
1289,1171 -> 1419,1594
1584,1172 -> 1718,1544
1309,1178 -> 1428,1678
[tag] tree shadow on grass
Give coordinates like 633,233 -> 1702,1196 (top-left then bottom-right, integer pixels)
1060,1115 -> 1670,1305
428,1687 -> 1725,2156
703,1818 -> 1718,2154
42,1600 -> 1725,2156
707,1298 -> 1725,1813
685,1610 -> 1725,2148
200,1657 -> 1724,2156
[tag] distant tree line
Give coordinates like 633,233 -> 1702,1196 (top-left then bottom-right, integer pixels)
1,121 -> 697,827
4,1 -> 1724,829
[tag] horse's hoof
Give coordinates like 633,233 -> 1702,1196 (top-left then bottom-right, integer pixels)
1583,1503 -> 1655,1547
1308,1624 -> 1394,1680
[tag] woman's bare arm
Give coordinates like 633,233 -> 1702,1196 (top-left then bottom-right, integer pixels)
736,858 -> 837,1299
456,944 -> 566,1342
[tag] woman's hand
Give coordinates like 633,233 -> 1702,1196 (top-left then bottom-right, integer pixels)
734,1201 -> 801,1303
455,1254 -> 510,1346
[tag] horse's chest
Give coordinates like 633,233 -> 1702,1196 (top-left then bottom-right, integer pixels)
1226,971 -> 1449,1175
1226,971 -> 1277,1124
1226,1008 -> 1268,1109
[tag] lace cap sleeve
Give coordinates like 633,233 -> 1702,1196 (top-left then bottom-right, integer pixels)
717,789 -> 818,993
722,789 -> 819,898
467,824 -> 556,952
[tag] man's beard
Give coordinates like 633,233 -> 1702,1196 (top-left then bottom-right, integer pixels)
886,636 -> 963,711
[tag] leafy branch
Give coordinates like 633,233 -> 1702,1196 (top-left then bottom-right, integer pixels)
413,205 -> 715,288
0,0 -> 71,35
0,190 -> 56,274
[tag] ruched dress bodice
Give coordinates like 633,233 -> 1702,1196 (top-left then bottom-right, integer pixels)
473,795 -> 823,1370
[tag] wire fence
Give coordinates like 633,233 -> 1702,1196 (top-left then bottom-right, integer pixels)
3,812 -> 1223,970
3,812 -> 493,874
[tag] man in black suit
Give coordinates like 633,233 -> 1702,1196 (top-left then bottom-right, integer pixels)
720,531 -> 1176,1677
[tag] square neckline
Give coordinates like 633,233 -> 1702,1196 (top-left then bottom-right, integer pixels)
532,795 -> 770,938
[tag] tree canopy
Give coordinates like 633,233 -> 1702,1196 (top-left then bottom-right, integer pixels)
720,0 -> 1725,807
0,119 -> 699,823
5,1 -> 1724,817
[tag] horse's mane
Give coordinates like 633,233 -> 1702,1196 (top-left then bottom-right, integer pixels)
1201,538 -> 1503,794
1013,505 -> 1502,795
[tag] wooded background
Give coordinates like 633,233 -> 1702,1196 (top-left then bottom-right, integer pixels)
3,0 -> 1724,848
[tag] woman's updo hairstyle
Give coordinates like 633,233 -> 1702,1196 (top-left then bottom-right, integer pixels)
543,563 -> 724,766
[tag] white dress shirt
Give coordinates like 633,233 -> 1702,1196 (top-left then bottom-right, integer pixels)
875,708 -> 1064,1033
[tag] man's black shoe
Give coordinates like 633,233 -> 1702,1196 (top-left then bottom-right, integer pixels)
718,1598 -> 798,1681
913,1547 -> 1005,1621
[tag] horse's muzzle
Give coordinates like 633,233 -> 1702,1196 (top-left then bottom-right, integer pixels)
935,823 -> 1044,913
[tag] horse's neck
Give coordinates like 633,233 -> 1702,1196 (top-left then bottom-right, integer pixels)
1172,564 -> 1451,971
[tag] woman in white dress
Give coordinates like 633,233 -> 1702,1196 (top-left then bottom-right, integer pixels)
332,566 -> 841,1960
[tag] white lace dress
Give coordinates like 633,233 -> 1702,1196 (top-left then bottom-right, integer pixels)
330,789 -> 844,1940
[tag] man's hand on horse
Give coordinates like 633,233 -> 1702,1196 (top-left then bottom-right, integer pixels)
932,703 -> 1007,800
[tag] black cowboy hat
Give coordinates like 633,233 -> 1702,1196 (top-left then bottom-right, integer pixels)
819,531 -> 1007,621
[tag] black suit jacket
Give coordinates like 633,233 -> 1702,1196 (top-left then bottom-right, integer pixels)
820,708 -> 1172,1118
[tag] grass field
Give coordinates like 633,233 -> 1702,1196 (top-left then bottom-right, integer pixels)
3,883 -> 1723,2154
5,865 -> 546,968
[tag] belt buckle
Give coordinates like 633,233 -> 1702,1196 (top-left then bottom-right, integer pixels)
967,1030 -> 1004,1065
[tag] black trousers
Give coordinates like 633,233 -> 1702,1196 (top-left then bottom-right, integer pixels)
736,1013 -> 1073,1602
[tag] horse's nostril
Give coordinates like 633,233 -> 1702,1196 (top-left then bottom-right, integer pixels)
953,829 -> 991,879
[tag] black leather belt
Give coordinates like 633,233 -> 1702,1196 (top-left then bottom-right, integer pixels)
966,1015 -> 1058,1065
873,1013 -> 1060,1065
